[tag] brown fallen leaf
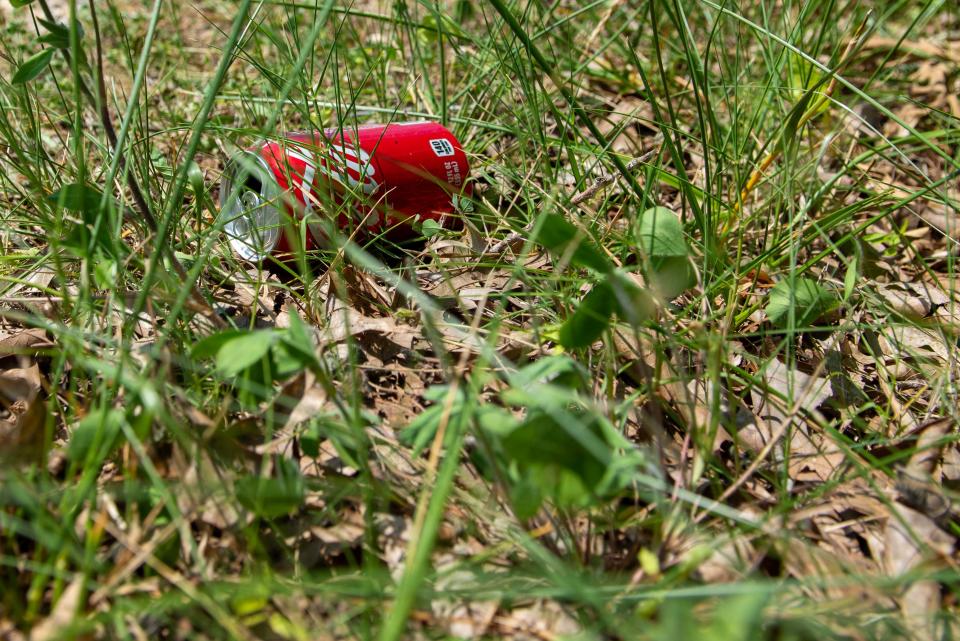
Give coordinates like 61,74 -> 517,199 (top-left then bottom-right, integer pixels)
285,511 -> 366,568
754,358 -> 842,481
29,575 -> 83,641
875,283 -> 938,319
780,534 -> 896,632
861,36 -> 960,64
320,302 -> 421,348
431,559 -> 499,640
0,328 -> 51,362
493,599 -> 580,639
883,416 -> 957,641
597,95 -> 654,154
170,440 -> 246,531
895,470 -> 956,529
254,370 -> 330,457
0,265 -> 55,302
0,365 -> 47,465
0,620 -> 26,641
279,370 -> 328,433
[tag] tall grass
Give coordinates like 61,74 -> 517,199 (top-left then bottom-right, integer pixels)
0,0 -> 957,639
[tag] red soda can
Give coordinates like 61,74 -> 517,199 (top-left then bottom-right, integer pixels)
219,121 -> 470,261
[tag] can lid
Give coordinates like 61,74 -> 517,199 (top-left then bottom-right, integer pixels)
219,151 -> 281,261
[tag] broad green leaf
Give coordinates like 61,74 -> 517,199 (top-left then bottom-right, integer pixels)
509,354 -> 589,391
649,256 -> 697,299
707,592 -> 770,641
498,409 -> 615,511
56,186 -> 124,262
534,213 -> 611,273
191,329 -> 248,360
510,411 -> 614,480
268,613 -> 306,640
554,273 -> 657,352
231,593 -> 268,617
783,84 -> 817,143
650,599 -> 700,639
508,477 -> 543,520
236,458 -> 304,518
215,331 -> 278,377
12,49 -> 55,84
400,385 -> 467,455
843,256 -> 858,303
150,148 -> 174,180
501,381 -> 585,411
10,0 -> 36,8
234,366 -> 273,409
636,208 -> 696,298
559,279 -> 615,349
272,316 -> 318,379
766,277 -> 838,328
401,403 -> 449,455
37,19 -> 73,49
638,547 -> 660,577
196,324 -> 313,398
67,408 -> 125,464
481,363 -> 644,516
269,340 -> 308,379
37,32 -> 70,49
187,161 -> 205,198
420,218 -> 444,238
299,423 -> 321,458
93,253 -> 118,290
637,207 -> 688,258
280,313 -> 318,366
608,271 -> 656,326
49,183 -> 105,212
473,404 -> 520,437
787,52 -> 830,119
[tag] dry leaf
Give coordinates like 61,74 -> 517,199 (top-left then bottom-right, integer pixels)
285,509 -> 366,567
431,563 -> 499,640
883,418 -> 957,641
759,359 -> 834,417
177,447 -> 245,530
597,96 -> 654,154
495,600 -> 580,639
876,283 -> 937,319
321,303 -> 420,348
29,575 -> 83,641
861,36 -> 960,64
780,535 -> 895,628
0,266 -> 55,300
0,365 -> 46,464
280,371 -> 328,433
753,359 -> 842,481
0,328 -> 51,362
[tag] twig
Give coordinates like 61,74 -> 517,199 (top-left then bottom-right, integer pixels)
485,230 -> 525,255
570,138 -> 662,205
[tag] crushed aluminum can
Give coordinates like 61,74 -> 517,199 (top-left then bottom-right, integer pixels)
219,121 -> 470,261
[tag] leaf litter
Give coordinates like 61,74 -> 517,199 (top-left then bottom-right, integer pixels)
1,2 -> 959,640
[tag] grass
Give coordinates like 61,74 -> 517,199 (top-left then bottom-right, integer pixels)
1,0 -> 959,639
